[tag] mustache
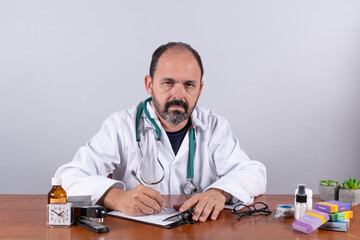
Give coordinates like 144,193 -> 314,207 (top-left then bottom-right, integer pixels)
164,100 -> 188,112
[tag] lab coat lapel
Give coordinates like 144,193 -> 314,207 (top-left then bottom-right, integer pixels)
174,130 -> 189,162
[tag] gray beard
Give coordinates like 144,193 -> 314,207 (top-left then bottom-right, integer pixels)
152,96 -> 193,125
163,109 -> 188,125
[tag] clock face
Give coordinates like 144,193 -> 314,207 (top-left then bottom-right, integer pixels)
47,203 -> 73,227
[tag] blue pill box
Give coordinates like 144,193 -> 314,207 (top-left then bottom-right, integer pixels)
319,219 -> 350,232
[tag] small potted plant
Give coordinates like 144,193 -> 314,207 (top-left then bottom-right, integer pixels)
339,176 -> 360,206
319,179 -> 340,201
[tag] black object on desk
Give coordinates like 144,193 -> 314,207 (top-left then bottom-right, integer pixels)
74,218 -> 109,233
68,195 -> 109,233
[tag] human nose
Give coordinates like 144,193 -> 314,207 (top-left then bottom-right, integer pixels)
171,83 -> 185,100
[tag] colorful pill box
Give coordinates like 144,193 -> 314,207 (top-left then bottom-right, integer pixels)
314,200 -> 350,213
326,200 -> 351,211
292,209 -> 330,234
319,219 -> 350,232
329,210 -> 353,221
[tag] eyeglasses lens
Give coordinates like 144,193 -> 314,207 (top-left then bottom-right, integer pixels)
253,202 -> 271,215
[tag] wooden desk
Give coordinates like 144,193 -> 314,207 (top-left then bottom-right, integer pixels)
0,194 -> 359,239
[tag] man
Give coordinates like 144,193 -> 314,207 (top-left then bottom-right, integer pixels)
55,42 -> 266,222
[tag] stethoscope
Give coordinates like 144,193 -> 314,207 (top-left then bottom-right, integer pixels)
135,97 -> 198,195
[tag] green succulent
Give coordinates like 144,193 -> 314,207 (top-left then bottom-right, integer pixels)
342,177 -> 360,190
319,179 -> 339,186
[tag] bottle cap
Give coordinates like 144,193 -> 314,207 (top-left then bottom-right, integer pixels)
296,184 -> 307,203
52,177 -> 62,186
295,187 -> 313,198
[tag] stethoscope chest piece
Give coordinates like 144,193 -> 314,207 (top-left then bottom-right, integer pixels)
183,178 -> 198,195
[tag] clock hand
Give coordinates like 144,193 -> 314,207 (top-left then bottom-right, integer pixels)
51,210 -> 59,215
57,211 -> 65,220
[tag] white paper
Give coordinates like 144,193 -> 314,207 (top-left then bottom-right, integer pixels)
108,207 -> 180,226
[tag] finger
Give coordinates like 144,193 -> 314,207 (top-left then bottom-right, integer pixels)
198,202 -> 215,222
210,205 -> 222,221
125,202 -> 148,216
191,200 -> 207,221
127,186 -> 161,215
133,186 -> 164,213
140,194 -> 163,213
179,196 -> 199,212
137,204 -> 155,215
142,187 -> 166,208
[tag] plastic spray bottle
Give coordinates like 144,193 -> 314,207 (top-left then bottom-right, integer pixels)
294,184 -> 308,220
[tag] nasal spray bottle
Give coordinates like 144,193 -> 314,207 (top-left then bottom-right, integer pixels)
294,184 -> 308,220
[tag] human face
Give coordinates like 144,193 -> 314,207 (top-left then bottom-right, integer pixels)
145,48 -> 203,129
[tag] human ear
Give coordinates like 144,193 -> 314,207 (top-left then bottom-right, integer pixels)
144,75 -> 152,95
198,81 -> 204,96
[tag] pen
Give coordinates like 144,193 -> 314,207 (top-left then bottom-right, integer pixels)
131,170 -> 146,186
130,170 -> 166,212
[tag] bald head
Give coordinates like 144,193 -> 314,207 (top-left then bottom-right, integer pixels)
149,42 -> 204,80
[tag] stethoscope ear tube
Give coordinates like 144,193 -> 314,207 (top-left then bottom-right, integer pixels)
136,97 -> 162,141
139,140 -> 165,185
135,103 -> 143,142
185,122 -> 197,195
188,127 -> 195,179
136,97 -> 197,194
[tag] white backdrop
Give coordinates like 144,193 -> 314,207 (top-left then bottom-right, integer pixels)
1,0 -> 359,194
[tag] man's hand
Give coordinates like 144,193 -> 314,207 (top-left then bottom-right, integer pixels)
98,186 -> 165,216
179,189 -> 231,222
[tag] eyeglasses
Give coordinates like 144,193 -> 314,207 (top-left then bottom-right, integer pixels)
231,202 -> 271,221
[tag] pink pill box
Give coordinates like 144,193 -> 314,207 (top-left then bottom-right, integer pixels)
314,200 -> 350,213
292,209 -> 330,234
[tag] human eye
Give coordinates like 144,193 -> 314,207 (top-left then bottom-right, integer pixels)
161,79 -> 174,89
184,81 -> 196,89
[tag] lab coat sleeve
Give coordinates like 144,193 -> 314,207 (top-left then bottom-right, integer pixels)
204,118 -> 266,205
55,114 -> 125,205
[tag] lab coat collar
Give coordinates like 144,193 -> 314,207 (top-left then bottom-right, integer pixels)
191,106 -> 209,131
141,100 -> 209,131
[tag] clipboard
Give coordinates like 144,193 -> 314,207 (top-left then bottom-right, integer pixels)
108,207 -> 196,229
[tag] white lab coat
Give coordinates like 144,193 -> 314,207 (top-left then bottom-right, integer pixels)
55,101 -> 266,205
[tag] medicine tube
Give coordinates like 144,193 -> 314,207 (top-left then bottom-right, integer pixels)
48,177 -> 67,204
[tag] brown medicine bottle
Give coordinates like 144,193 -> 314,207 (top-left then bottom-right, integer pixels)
48,177 -> 67,204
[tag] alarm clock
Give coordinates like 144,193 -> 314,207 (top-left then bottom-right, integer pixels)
47,203 -> 74,227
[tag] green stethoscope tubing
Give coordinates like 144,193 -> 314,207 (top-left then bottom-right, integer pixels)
136,97 -> 196,180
